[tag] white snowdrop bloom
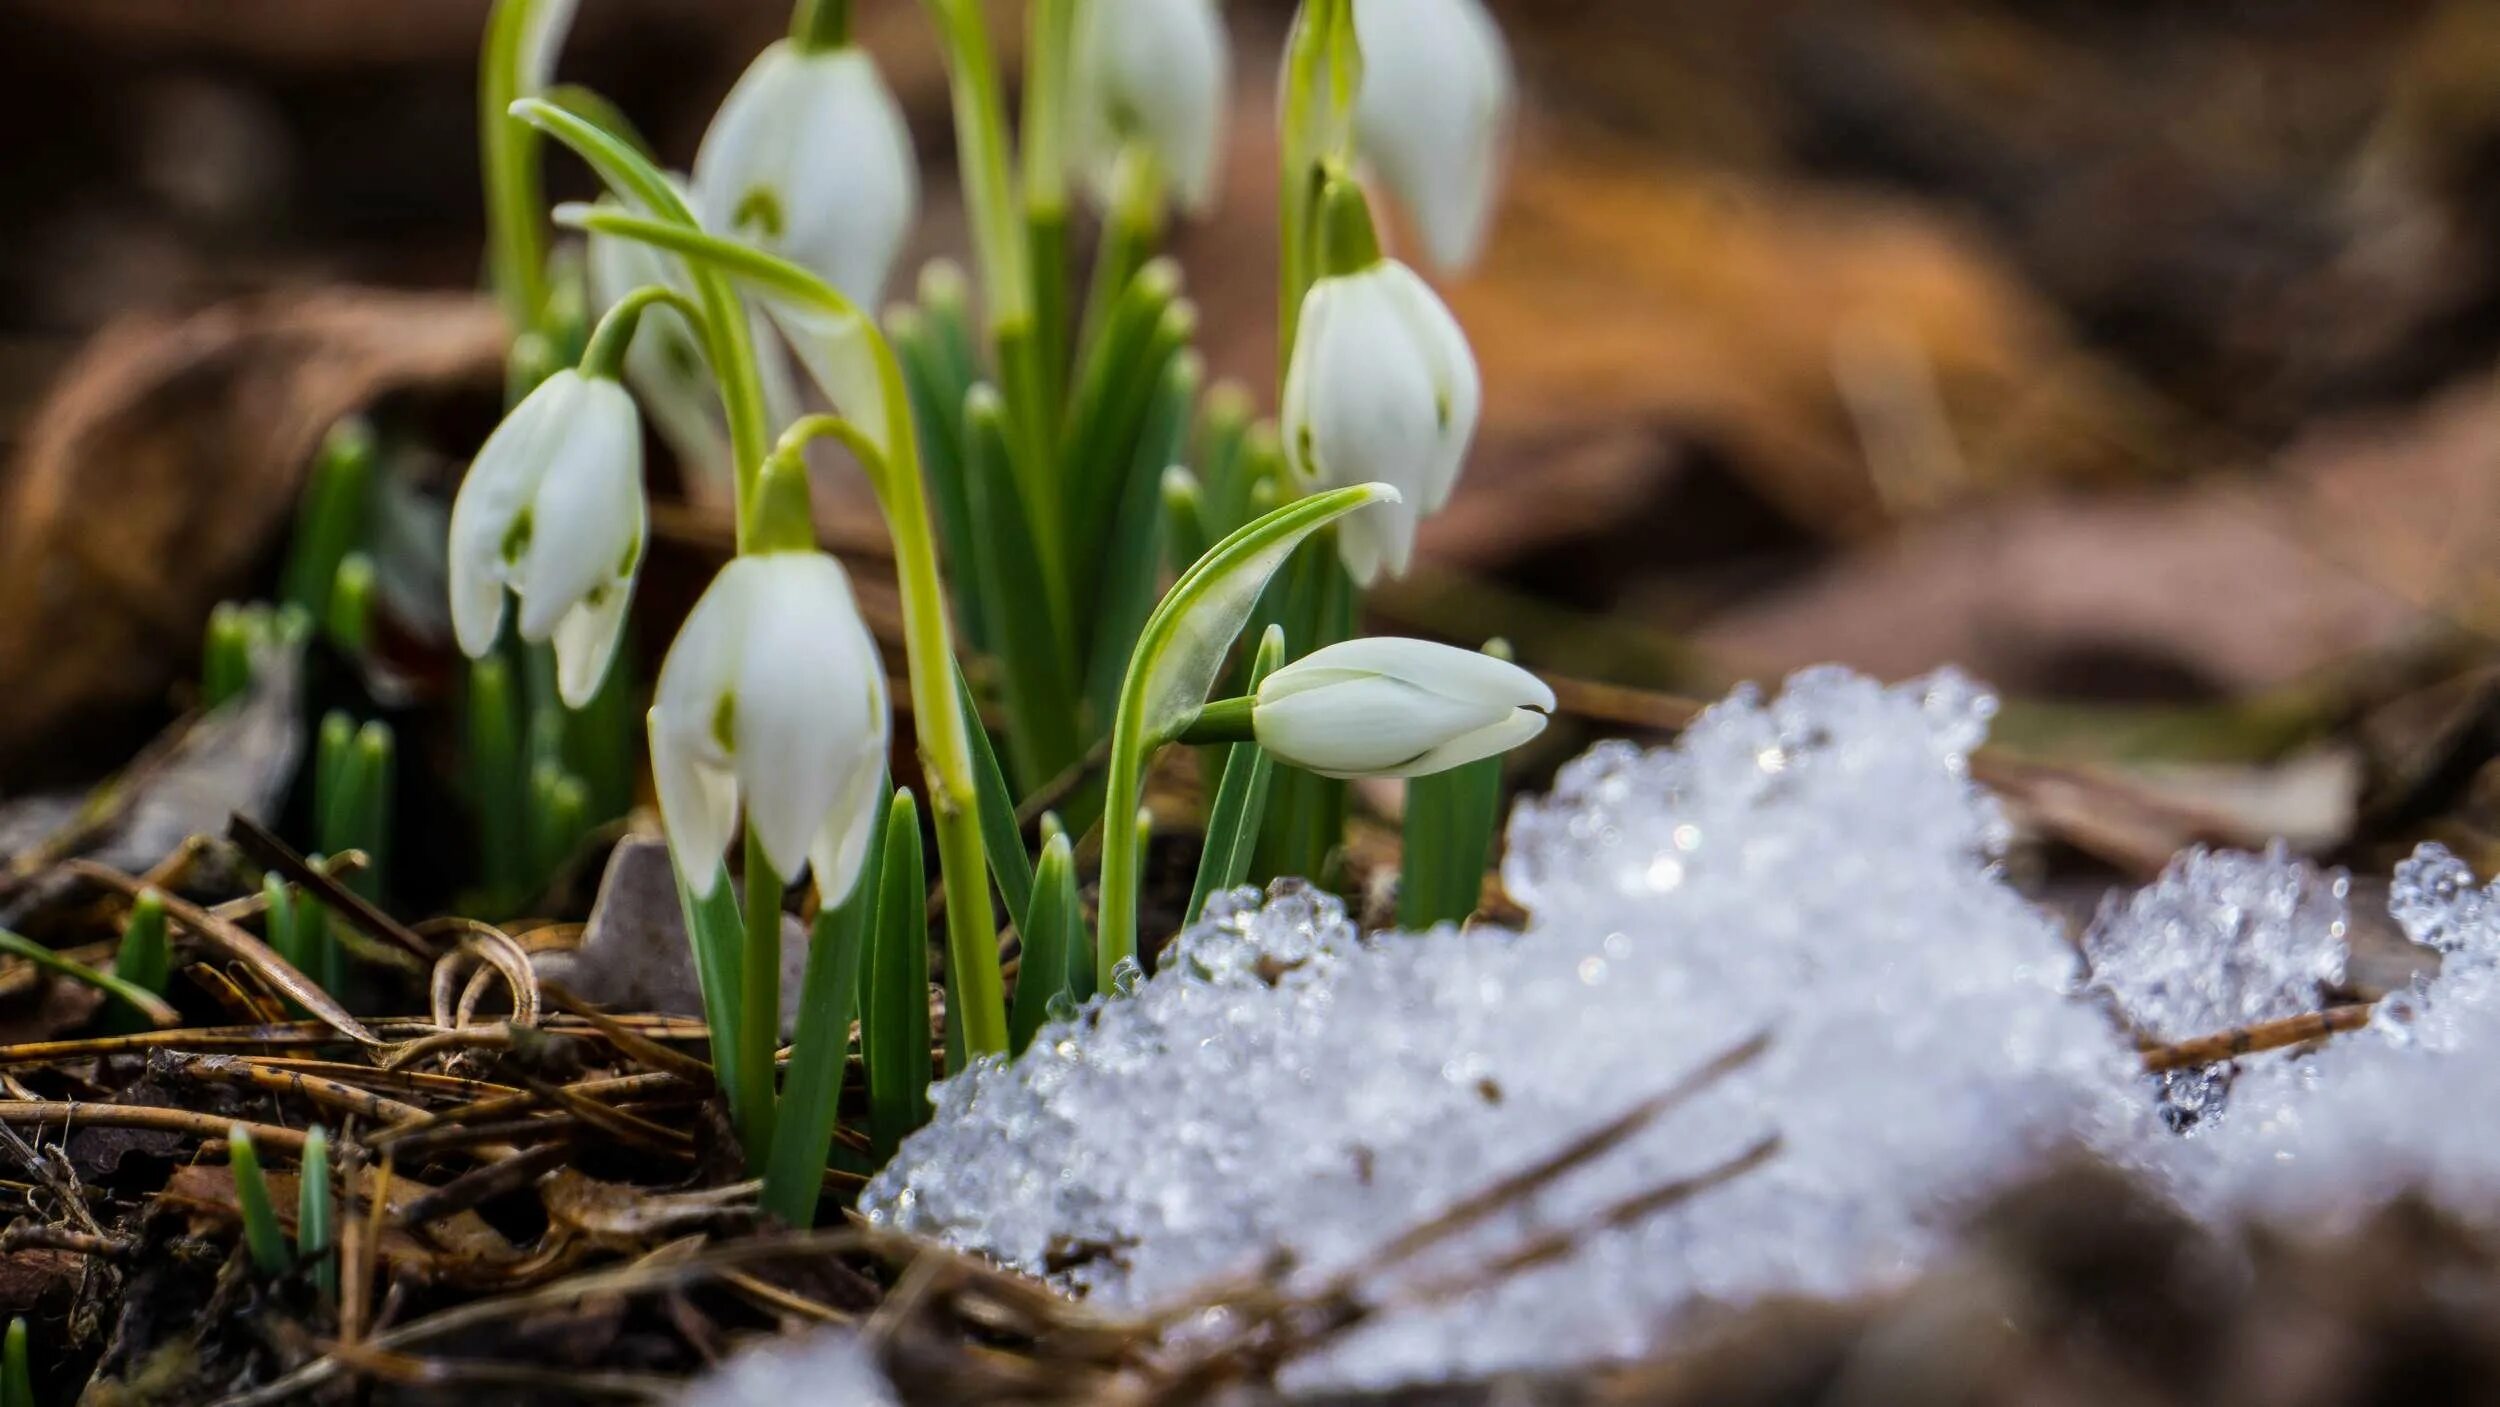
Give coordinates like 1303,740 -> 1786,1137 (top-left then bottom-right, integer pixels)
1282,259 -> 1480,586
585,190 -> 801,501
1071,0 -> 1231,212
649,552 -> 889,905
447,369 -> 645,707
1353,0 -> 1512,271
1253,636 -> 1549,778
694,39 -> 917,312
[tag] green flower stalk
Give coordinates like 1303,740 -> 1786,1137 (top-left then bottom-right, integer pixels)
558,202 -> 1010,1059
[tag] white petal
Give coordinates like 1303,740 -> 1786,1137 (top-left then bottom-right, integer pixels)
1304,272 -> 1444,502
1376,262 -> 1482,511
1254,675 -> 1507,778
768,300 -> 888,453
730,554 -> 883,883
807,701 -> 889,909
1074,0 -> 1230,211
1354,0 -> 1511,271
549,576 -> 634,709
447,371 -> 585,657
1393,704 -> 1546,778
1271,636 -> 1552,711
516,376 -> 644,643
695,43 -> 916,310
652,556 -> 758,767
649,707 -> 739,897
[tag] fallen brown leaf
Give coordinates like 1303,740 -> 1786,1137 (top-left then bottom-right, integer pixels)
0,288 -> 502,786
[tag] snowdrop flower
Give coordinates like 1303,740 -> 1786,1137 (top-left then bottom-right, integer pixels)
1353,0 -> 1512,271
649,552 -> 889,904
1283,258 -> 1480,586
448,369 -> 645,707
1252,637 -> 1550,778
694,39 -> 917,311
1071,0 -> 1231,212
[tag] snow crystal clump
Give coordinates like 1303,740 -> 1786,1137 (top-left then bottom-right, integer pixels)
862,667 -> 2148,1388
676,1330 -> 895,1407
2081,843 -> 2349,1129
2164,842 -> 2500,1224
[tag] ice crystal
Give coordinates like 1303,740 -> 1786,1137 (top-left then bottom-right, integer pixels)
2080,844 -> 2349,1129
862,667 -> 2147,1388
2154,842 -> 2500,1225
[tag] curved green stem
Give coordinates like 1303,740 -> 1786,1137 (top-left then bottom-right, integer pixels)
578,283 -> 712,381
511,98 -> 775,543
1277,0 -> 1362,375
554,212 -> 1007,1052
921,0 -> 1030,330
481,0 -> 553,335
791,0 -> 851,49
1094,482 -> 1396,978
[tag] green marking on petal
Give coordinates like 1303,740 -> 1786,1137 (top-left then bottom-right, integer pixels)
733,187 -> 787,240
711,692 -> 738,753
500,507 -> 534,564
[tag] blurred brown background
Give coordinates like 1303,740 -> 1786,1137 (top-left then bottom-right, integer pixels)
7,0 -> 2500,808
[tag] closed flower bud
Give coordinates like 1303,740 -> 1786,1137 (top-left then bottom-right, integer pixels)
1353,0 -> 1512,271
694,39 -> 917,311
1253,636 -> 1550,778
1072,0 -> 1231,212
448,369 -> 646,707
648,551 -> 889,905
1282,259 -> 1480,586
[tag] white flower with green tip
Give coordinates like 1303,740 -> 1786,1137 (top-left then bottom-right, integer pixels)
447,368 -> 646,708
648,551 -> 889,906
1072,0 -> 1232,212
1283,258 -> 1480,587
694,39 -> 917,311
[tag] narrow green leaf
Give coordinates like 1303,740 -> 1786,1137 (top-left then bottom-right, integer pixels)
228,1125 -> 291,1275
962,387 -> 1081,790
760,773 -> 889,1226
3,1317 -> 28,1407
675,862 -> 746,1114
1011,832 -> 1084,1051
106,888 -> 171,1035
298,1126 -> 336,1302
890,308 -> 987,652
202,602 -> 252,710
467,658 -> 524,905
1401,752 -> 1503,931
281,417 -> 376,617
952,665 -> 1035,926
864,790 -> 932,1158
324,551 -> 377,656
1083,346 -> 1200,723
1194,382 -> 1255,533
1026,205 -> 1073,429
263,873 -> 302,975
1188,626 -> 1287,924
0,929 -> 176,1028
1161,466 -> 1212,586
1059,261 -> 1179,596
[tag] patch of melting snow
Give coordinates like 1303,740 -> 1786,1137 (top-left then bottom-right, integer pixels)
675,1328 -> 896,1407
863,667 -> 2151,1388
856,666 -> 2500,1390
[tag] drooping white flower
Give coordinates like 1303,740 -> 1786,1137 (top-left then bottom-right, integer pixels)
1282,259 -> 1480,586
694,39 -> 917,311
649,551 -> 889,905
1071,0 -> 1231,213
586,188 -> 800,506
1353,0 -> 1512,271
448,369 -> 646,707
1252,636 -> 1550,778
